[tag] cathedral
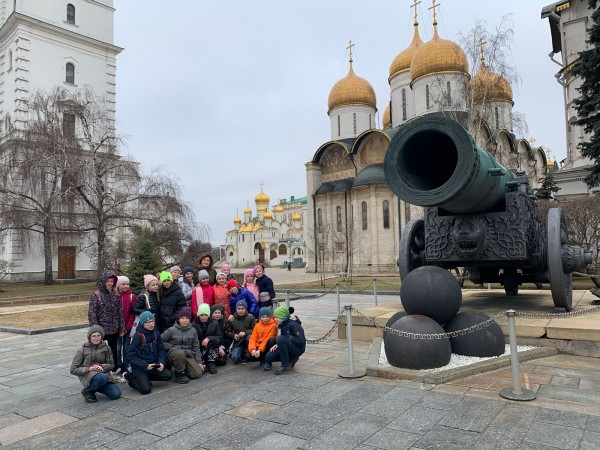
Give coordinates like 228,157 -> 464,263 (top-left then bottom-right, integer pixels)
224,187 -> 308,267
305,1 -> 550,274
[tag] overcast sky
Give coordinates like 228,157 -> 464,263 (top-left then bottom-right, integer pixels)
114,1 -> 566,245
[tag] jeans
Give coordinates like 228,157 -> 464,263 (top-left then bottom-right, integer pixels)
127,368 -> 173,395
265,335 -> 303,368
84,373 -> 121,400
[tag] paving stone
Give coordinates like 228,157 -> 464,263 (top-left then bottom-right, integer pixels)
298,379 -> 360,405
534,366 -> 600,381
105,403 -> 183,435
386,405 -> 447,435
140,401 -> 230,437
519,441 -> 565,450
51,428 -> 124,450
538,384 -> 600,406
524,421 -> 584,450
535,407 -> 589,429
245,431 -> 306,449
261,384 -> 312,405
549,376 -> 580,388
362,427 -> 421,449
225,400 -> 279,419
489,404 -> 539,431
579,378 -> 600,392
0,412 -> 27,429
586,415 -> 600,432
304,412 -> 391,450
360,386 -> 424,418
414,425 -> 480,450
104,430 -> 161,449
0,411 -> 78,446
472,426 -> 525,450
581,429 -> 600,450
413,390 -> 462,411
203,419 -> 279,450
18,392 -> 86,419
438,397 -> 504,432
219,388 -> 271,407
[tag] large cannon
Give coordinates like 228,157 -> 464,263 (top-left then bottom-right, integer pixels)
384,115 -> 592,311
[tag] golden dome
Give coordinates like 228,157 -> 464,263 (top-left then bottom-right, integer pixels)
233,216 -> 241,224
255,188 -> 269,204
292,212 -> 301,222
389,24 -> 422,80
274,205 -> 284,213
469,61 -> 513,105
382,104 -> 391,129
328,60 -> 376,112
410,26 -> 469,83
264,211 -> 273,220
244,206 -> 252,214
257,206 -> 266,212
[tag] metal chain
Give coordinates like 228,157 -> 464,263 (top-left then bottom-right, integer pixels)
513,291 -> 600,319
287,284 -> 338,300
338,279 -> 375,292
306,310 -> 344,344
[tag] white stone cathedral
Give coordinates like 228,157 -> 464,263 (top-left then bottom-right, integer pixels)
0,1 -> 122,281
305,2 -> 549,274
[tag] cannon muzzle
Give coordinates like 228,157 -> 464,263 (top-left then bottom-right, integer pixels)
384,115 -> 516,214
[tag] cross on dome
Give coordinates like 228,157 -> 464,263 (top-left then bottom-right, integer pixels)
411,0 -> 421,25
429,0 -> 440,28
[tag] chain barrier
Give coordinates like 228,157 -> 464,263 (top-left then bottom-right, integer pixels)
514,292 -> 600,319
337,279 -> 375,292
286,284 -> 338,300
306,310 -> 345,344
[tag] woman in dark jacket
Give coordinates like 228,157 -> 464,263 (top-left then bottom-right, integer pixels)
125,311 -> 172,394
197,253 -> 217,286
157,271 -> 186,332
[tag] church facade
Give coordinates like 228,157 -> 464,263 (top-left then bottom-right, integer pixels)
305,3 -> 549,274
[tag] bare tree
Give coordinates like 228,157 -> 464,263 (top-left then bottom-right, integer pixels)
307,223 -> 331,287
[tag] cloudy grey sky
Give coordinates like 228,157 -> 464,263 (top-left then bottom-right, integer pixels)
114,1 -> 565,245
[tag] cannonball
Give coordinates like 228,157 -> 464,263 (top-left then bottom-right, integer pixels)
444,312 -> 505,357
400,266 -> 462,324
383,310 -> 407,339
384,315 -> 451,370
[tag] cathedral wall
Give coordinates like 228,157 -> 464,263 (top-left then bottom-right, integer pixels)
390,71 -> 415,127
413,73 -> 468,116
329,104 -> 376,140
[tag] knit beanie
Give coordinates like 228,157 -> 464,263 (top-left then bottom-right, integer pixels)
222,263 -> 231,271
198,269 -> 209,280
210,305 -> 224,316
139,311 -> 155,325
226,279 -> 239,289
143,274 -> 158,289
159,271 -> 173,283
216,272 -> 226,279
197,303 -> 211,316
182,266 -> 194,275
244,268 -> 255,277
170,265 -> 182,274
274,306 -> 290,319
178,307 -> 192,320
259,307 -> 272,318
115,276 -> 129,289
87,325 -> 105,340
236,300 -> 247,310
254,264 -> 264,273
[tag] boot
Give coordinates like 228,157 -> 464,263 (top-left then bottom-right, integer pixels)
208,362 -> 217,374
174,371 -> 189,384
81,388 -> 97,403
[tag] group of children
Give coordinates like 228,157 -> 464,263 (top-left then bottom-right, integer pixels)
71,257 -> 306,402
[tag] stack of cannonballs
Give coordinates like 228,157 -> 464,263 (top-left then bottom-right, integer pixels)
384,266 -> 505,370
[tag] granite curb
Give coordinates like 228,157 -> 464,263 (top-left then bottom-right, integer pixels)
0,323 -> 88,335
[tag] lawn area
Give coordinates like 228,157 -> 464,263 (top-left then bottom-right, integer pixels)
0,304 -> 88,329
0,282 -> 96,300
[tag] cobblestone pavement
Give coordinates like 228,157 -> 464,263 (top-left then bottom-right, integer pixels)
0,293 -> 599,449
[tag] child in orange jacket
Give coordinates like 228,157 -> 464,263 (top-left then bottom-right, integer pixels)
245,307 -> 278,368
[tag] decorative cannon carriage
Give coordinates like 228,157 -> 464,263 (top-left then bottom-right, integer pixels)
384,115 -> 592,311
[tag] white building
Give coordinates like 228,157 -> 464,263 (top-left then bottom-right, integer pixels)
0,0 -> 122,281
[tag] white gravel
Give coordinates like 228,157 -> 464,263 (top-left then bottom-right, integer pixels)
379,342 -> 537,373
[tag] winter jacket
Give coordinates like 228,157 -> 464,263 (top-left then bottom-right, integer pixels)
247,317 -> 278,353
225,312 -> 255,349
193,319 -> 222,346
179,280 -> 194,304
119,290 -> 137,332
88,270 -> 125,336
243,280 -> 259,301
132,290 -> 160,316
229,287 -> 259,318
278,317 -> 306,355
161,323 -> 202,363
256,274 -> 276,300
213,284 -> 231,317
126,323 -> 167,377
70,325 -> 116,387
197,254 -> 217,285
158,284 -> 186,332
191,284 -> 215,317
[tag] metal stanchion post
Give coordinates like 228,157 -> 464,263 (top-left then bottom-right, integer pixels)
499,309 -> 536,401
336,283 -> 340,313
373,279 -> 378,306
339,305 -> 366,378
286,290 -> 290,308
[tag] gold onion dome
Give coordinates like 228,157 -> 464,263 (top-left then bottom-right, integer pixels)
233,216 -> 241,224
274,204 -> 284,213
389,23 -> 422,80
470,62 -> 513,105
264,211 -> 273,220
410,25 -> 469,83
257,206 -> 266,212
328,59 -> 376,112
244,206 -> 252,214
382,104 -> 391,129
292,212 -> 301,222
255,188 -> 269,204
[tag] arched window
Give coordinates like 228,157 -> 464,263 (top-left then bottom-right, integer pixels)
426,85 -> 430,110
66,4 -> 75,24
279,244 -> 287,255
317,208 -> 323,232
8,50 -> 12,71
361,201 -> 367,230
383,200 -> 390,229
65,62 -> 75,84
447,82 -> 452,106
337,115 -> 341,136
495,107 -> 500,129
353,113 -> 357,134
402,89 -> 407,120
336,206 -> 342,232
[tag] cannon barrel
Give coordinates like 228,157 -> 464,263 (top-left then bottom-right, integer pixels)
384,115 -> 516,214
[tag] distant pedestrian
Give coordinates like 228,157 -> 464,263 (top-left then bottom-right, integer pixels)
70,325 -> 122,403
287,262 -> 291,271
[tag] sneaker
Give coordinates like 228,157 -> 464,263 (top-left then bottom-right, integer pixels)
233,358 -> 241,365
263,363 -> 272,371
174,371 -> 190,384
122,371 -> 131,382
290,357 -> 300,368
112,367 -> 122,376
81,388 -> 97,403
207,363 -> 218,374
274,366 -> 292,375
241,355 -> 252,365
114,375 -> 127,384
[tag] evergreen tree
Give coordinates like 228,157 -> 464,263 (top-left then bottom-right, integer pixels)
124,230 -> 163,294
535,171 -> 560,200
572,0 -> 600,188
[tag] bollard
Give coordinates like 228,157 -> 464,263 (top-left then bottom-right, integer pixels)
499,309 -> 536,401
339,305 -> 366,379
336,283 -> 340,313
373,279 -> 378,306
285,290 -> 290,309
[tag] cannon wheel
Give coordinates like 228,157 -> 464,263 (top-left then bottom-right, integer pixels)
503,269 -> 519,296
399,219 -> 425,279
547,208 -> 573,312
